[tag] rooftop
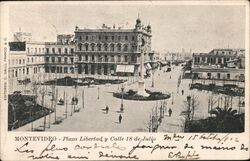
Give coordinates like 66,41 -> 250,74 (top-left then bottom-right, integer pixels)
75,28 -> 136,33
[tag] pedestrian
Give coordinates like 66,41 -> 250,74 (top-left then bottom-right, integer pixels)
105,105 -> 109,113
168,108 -> 172,117
170,75 -> 171,79
181,89 -> 184,95
119,114 -> 122,124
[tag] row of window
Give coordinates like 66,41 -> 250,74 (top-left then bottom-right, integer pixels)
10,57 -> 45,66
78,54 -> 138,63
77,64 -> 115,75
78,35 -> 135,42
45,66 -> 74,74
46,47 -> 74,54
78,43 -> 137,52
214,51 -> 232,55
27,47 -> 75,54
27,47 -> 45,54
10,59 -> 25,65
194,56 -> 232,64
46,57 -> 74,64
207,73 -> 244,79
10,67 -> 41,78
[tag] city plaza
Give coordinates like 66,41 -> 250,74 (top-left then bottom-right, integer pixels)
12,65 -> 244,132
8,17 -> 245,132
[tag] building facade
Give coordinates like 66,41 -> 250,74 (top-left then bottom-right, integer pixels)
9,41 -> 46,81
9,17 -> 155,92
191,49 -> 245,81
193,49 -> 245,68
74,18 -> 153,76
44,35 -> 75,76
13,31 -> 32,42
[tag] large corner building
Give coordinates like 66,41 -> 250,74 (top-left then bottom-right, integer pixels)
74,17 -> 153,76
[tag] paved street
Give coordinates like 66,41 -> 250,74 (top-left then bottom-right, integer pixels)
14,66 -> 244,132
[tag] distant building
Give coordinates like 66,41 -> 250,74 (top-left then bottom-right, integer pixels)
162,49 -> 192,62
192,49 -> 245,69
57,34 -> 74,45
191,48 -> 245,81
13,32 -> 32,42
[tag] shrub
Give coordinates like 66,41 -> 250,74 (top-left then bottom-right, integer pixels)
127,89 -> 136,96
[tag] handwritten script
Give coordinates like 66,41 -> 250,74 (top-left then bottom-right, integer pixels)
13,133 -> 248,160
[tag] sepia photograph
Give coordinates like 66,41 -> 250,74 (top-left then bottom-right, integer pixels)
7,2 -> 246,133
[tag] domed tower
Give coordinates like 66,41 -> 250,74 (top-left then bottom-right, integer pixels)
147,24 -> 152,33
135,14 -> 142,30
75,25 -> 79,31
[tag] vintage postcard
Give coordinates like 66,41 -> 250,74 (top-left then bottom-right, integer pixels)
0,0 -> 249,160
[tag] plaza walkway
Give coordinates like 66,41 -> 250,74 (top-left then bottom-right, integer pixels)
14,66 -> 244,132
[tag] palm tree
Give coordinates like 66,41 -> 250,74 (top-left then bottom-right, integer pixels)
211,106 -> 239,132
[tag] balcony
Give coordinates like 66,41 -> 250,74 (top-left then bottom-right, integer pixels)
74,59 -> 140,65
45,61 -> 74,65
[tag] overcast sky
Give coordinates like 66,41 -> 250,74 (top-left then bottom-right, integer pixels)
8,2 -> 246,53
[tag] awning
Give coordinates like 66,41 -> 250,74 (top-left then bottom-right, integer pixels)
116,65 -> 135,73
184,70 -> 191,73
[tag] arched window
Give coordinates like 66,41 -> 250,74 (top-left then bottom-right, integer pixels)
104,44 -> 108,51
124,44 -> 128,52
110,44 -> 114,51
78,44 -> 82,51
117,44 -> 121,51
97,44 -> 101,51
84,44 -> 89,51
91,44 -> 95,51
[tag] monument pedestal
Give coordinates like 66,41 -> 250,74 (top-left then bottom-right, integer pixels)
137,80 -> 149,96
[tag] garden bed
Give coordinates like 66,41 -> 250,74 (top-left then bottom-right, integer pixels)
113,89 -> 170,101
184,113 -> 244,133
190,83 -> 244,96
8,93 -> 53,130
43,76 -> 126,86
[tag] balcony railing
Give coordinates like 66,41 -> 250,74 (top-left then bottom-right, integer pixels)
45,62 -> 74,65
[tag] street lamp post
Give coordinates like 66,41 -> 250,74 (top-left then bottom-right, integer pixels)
97,87 -> 100,99
151,70 -> 154,87
65,93 -> 68,119
40,87 -> 46,131
120,84 -> 124,112
54,88 -> 58,122
171,92 -> 174,104
82,89 -> 85,109
187,96 -> 191,120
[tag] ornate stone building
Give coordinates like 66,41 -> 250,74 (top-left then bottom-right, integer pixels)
74,18 -> 154,76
